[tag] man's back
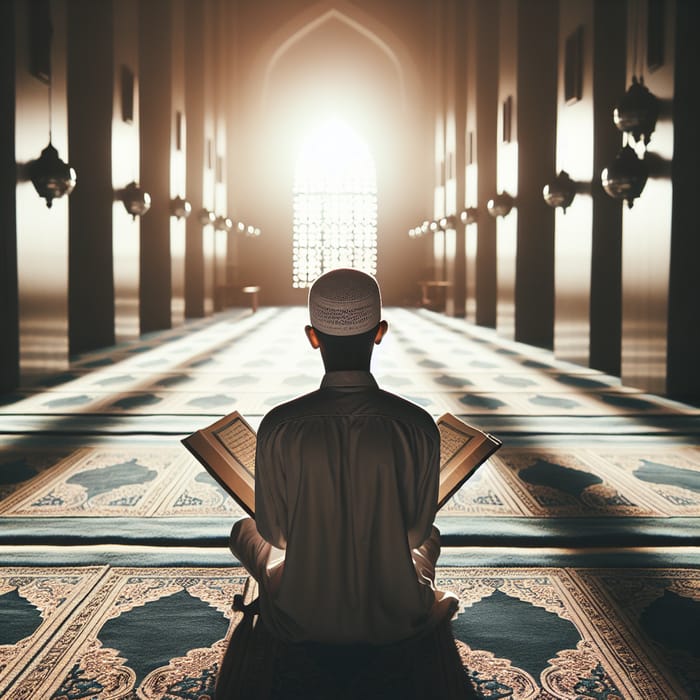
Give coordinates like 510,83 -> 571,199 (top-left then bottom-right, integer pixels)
255,369 -> 440,644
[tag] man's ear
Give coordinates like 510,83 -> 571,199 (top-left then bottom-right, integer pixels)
305,325 -> 321,349
374,320 -> 389,345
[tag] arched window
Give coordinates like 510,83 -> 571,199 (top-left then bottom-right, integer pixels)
292,119 -> 377,288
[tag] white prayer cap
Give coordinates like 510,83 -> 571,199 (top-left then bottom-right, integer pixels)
308,268 -> 381,336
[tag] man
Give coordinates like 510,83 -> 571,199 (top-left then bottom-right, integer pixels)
229,268 -> 456,645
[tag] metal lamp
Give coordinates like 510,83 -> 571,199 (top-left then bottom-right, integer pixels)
613,76 -> 659,146
601,146 -> 648,209
542,171 -> 576,212
459,207 -> 478,225
169,196 -> 192,220
121,182 -> 151,219
30,142 -> 76,208
486,192 -> 515,218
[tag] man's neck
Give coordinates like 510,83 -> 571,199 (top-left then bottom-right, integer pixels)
322,360 -> 371,372
320,348 -> 373,373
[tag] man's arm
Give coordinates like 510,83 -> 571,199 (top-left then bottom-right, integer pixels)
406,424 -> 441,549
254,419 -> 288,550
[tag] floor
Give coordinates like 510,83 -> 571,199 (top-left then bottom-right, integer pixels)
0,306 -> 698,699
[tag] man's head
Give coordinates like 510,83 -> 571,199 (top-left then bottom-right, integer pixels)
306,268 -> 388,371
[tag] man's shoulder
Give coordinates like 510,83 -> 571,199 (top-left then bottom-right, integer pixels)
257,389 -> 324,432
258,382 -> 438,442
373,387 -> 440,438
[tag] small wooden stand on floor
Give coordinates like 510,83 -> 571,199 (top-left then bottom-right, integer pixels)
242,286 -> 260,313
418,280 -> 451,311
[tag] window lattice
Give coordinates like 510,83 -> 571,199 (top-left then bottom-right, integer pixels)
292,120 -> 377,288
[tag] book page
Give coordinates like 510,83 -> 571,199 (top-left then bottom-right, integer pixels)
185,410 -> 499,516
438,420 -> 474,470
436,413 -> 501,509
212,416 -> 256,477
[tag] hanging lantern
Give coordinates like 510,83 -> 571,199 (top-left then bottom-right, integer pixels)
601,145 -> 648,209
542,171 -> 576,213
197,208 -> 215,226
214,215 -> 233,232
459,207 -> 478,225
169,195 -> 192,220
29,142 -> 77,208
613,76 -> 659,146
121,182 -> 151,219
486,192 -> 515,218
438,215 -> 457,231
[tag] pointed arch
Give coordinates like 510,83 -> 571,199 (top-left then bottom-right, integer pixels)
250,0 -> 420,113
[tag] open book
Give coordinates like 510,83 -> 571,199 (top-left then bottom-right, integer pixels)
182,411 -> 501,517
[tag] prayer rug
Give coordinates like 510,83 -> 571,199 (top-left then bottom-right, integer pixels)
1,308 -> 278,407
584,445 -> 700,515
1,305 -> 699,698
0,444 -> 75,502
3,566 -> 252,700
0,438 -> 243,523
4,307 -> 698,420
0,445 -> 192,517
1,439 -> 697,548
0,566 -> 108,696
441,566 -> 699,700
2,565 -> 697,699
3,440 -> 698,523
6,385 -> 691,418
487,445 -> 700,518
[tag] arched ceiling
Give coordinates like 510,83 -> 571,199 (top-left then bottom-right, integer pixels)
248,0 -> 422,114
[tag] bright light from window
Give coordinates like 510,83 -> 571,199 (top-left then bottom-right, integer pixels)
293,118 -> 377,288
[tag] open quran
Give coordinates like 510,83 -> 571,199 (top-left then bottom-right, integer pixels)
182,411 -> 501,517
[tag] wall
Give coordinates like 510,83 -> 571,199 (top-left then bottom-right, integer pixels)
139,0 -> 175,333
212,0 -> 230,312
170,0 -> 187,326
0,0 -> 19,392
589,0 -> 625,375
184,0 -> 217,318
619,0 -> 673,394
465,0 -> 498,327
495,0 -> 519,340
432,0 -> 446,289
137,0 -> 188,332
492,0 -> 560,347
443,0 -> 466,318
68,0 -> 142,350
201,0 -> 218,317
617,0 -> 700,399
513,0 -> 558,349
15,0 -> 70,377
184,0 -> 206,318
554,1 -> 595,367
667,0 -> 700,400
554,0 -> 625,371
67,0 -> 115,355
112,0 -> 141,343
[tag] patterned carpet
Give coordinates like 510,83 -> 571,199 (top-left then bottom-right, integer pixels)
1,306 -> 699,698
1,565 -> 697,699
